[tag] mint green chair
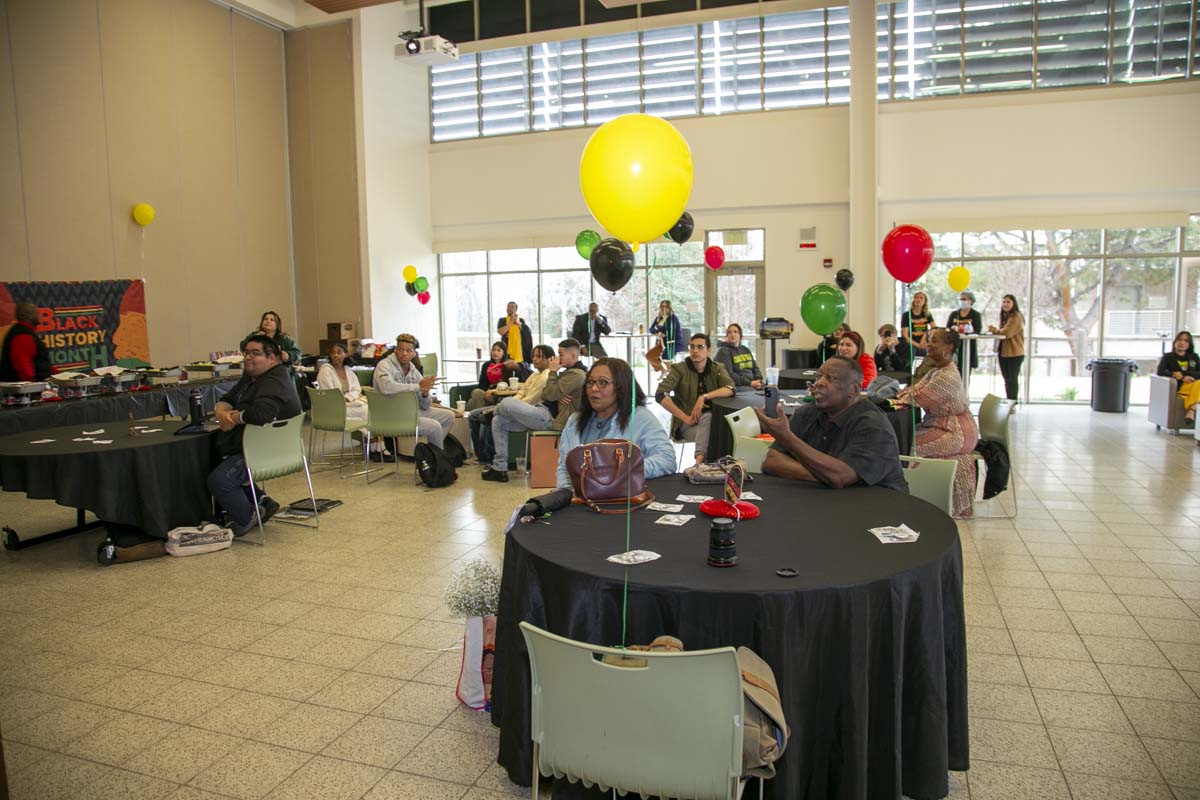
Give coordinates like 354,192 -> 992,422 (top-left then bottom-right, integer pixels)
724,407 -> 772,473
899,455 -> 956,516
420,352 -> 438,378
241,415 -> 319,545
520,621 -> 765,800
365,391 -> 419,483
968,394 -> 1017,517
305,387 -> 368,478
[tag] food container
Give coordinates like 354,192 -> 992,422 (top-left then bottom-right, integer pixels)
0,382 -> 48,406
186,362 -> 231,377
100,372 -> 142,393
51,375 -> 103,399
144,367 -> 182,386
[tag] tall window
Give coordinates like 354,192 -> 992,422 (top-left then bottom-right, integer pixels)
879,0 -> 1198,98
438,233 -> 765,385
895,216 -> 1200,404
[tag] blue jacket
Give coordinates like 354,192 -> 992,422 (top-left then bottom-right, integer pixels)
556,406 -> 677,489
649,313 -> 682,359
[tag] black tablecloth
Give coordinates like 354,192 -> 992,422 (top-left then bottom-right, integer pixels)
0,379 -> 237,437
709,393 -> 916,460
0,421 -> 218,537
491,475 -> 968,800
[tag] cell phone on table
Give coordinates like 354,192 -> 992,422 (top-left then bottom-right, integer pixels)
764,386 -> 779,419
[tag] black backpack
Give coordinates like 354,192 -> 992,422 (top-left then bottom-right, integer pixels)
442,434 -> 467,468
974,439 -> 1010,500
415,442 -> 458,488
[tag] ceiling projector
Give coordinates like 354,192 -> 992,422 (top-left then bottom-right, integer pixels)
396,34 -> 458,65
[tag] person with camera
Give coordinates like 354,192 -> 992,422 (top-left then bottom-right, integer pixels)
373,333 -> 454,457
571,302 -> 611,358
497,301 -> 533,364
755,356 -> 907,493
207,335 -> 301,537
874,324 -> 911,373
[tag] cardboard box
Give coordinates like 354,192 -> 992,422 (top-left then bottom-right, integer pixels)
318,338 -> 348,356
327,322 -> 356,340
529,432 -> 561,489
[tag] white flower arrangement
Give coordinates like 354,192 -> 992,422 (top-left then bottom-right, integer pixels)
443,559 -> 501,618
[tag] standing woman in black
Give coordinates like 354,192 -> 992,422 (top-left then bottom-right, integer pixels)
989,294 -> 1025,402
901,291 -> 933,356
946,291 -> 983,372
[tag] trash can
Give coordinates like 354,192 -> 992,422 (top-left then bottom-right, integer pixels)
1086,358 -> 1138,412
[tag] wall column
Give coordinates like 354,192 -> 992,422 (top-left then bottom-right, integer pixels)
848,0 -> 880,332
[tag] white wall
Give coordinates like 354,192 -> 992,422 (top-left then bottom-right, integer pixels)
427,81 -> 1200,347
429,107 -> 862,347
355,4 -> 441,350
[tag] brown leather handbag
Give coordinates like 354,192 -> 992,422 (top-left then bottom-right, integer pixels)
565,439 -> 655,514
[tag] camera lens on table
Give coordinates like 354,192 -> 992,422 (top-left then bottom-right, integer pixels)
707,517 -> 737,568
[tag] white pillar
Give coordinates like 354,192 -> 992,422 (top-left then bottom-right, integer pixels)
848,0 -> 880,334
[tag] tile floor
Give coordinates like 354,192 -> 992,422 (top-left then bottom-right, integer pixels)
0,406 -> 1198,799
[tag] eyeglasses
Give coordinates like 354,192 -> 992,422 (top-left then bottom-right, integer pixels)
242,349 -> 265,358
584,379 -> 612,389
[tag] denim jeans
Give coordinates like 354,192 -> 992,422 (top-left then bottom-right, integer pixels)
491,398 -> 553,471
207,454 -> 264,527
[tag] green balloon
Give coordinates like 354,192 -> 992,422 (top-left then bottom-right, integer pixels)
414,276 -> 429,293
575,230 -> 601,260
800,283 -> 847,336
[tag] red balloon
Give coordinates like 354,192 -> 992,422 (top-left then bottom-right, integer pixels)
705,245 -> 725,270
417,291 -> 431,305
881,224 -> 934,284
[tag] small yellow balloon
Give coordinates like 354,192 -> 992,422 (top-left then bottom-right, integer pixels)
580,114 -> 693,248
947,266 -> 971,293
402,265 -> 418,283
132,203 -> 155,226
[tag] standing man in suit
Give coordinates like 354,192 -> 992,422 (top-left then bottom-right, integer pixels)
571,302 -> 610,358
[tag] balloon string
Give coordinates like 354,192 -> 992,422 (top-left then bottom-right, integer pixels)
620,371 -> 636,654
909,336 -> 917,456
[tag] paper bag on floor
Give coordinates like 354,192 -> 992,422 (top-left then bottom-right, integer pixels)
455,614 -> 496,710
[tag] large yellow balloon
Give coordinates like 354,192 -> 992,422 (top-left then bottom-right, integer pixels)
402,265 -> 418,283
947,266 -> 971,293
132,203 -> 155,226
579,114 -> 693,248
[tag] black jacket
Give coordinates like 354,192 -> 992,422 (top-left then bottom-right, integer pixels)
1156,351 -> 1200,380
215,362 -> 302,457
946,309 -> 984,369
496,317 -> 534,363
571,313 -> 610,346
874,344 -> 911,373
476,358 -> 531,390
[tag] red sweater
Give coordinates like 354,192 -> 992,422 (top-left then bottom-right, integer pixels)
858,353 -> 877,389
6,324 -> 39,381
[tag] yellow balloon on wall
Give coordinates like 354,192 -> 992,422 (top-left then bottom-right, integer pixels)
402,265 -> 418,283
947,266 -> 971,293
579,113 -> 693,249
131,203 -> 155,226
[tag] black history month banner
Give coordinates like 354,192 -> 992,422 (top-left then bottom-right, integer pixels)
0,280 -> 150,371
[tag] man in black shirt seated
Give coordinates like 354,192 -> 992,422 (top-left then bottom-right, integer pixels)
207,334 -> 303,536
754,356 -> 908,493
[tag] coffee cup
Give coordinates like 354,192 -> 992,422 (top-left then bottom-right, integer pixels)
765,367 -> 780,386
456,400 -> 466,412
510,376 -> 520,389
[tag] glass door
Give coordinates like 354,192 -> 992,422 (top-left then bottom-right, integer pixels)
707,266 -> 766,367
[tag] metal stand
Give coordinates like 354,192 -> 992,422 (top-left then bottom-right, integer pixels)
3,509 -> 104,551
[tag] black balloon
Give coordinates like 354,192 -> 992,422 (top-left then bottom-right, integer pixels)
405,281 -> 418,296
666,211 -> 694,245
589,238 -> 636,292
835,268 -> 855,291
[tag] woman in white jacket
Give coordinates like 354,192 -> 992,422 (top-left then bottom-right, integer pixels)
315,342 -> 367,423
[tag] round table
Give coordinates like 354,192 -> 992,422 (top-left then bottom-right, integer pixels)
0,421 -> 218,548
491,475 -> 968,800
